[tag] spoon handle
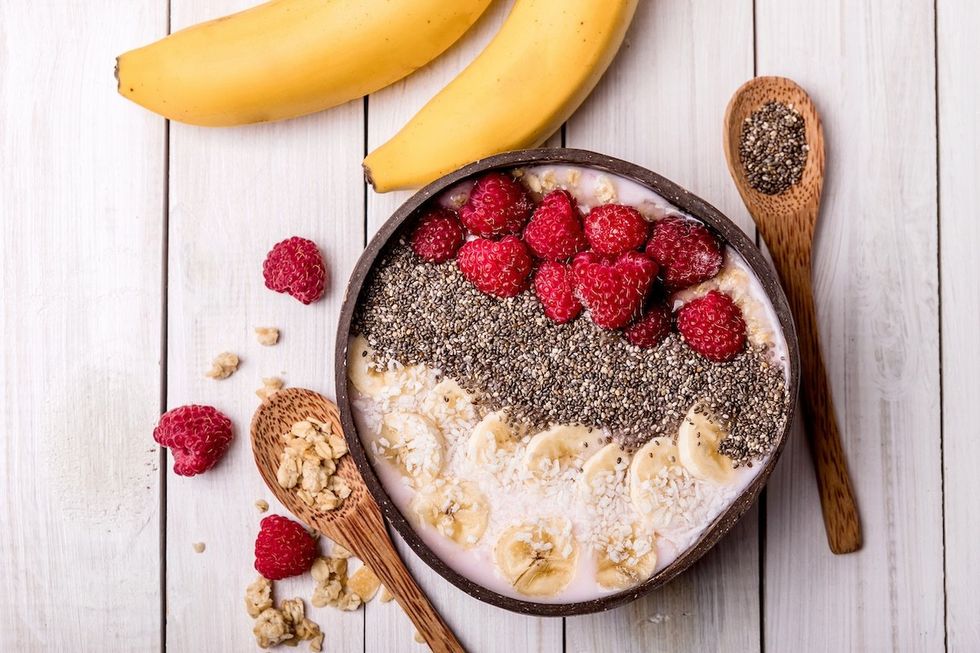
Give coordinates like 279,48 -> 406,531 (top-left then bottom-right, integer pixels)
781,266 -> 862,553
337,499 -> 465,653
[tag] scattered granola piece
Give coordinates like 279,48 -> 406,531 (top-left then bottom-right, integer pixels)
255,326 -> 281,346
380,586 -> 394,603
255,499 -> 270,513
310,633 -> 325,652
253,608 -> 293,649
277,418 -> 351,513
414,629 -> 425,643
205,351 -> 240,379
192,542 -> 206,553
331,543 -> 353,559
594,174 -> 618,203
245,576 -> 274,618
257,376 -> 285,401
310,556 -> 361,611
348,565 -> 381,602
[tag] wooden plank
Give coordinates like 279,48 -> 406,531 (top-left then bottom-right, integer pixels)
363,2 -> 563,650
564,1 -> 760,650
757,0 -> 945,650
0,1 -> 166,649
164,1 -> 366,650
938,0 -> 980,649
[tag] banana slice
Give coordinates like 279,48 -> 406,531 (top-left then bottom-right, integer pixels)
411,479 -> 489,548
347,336 -> 390,398
595,527 -> 658,590
628,437 -> 682,524
467,411 -> 516,466
377,412 -> 445,485
677,404 -> 735,484
494,518 -> 578,597
523,424 -> 605,479
422,377 -> 475,422
578,442 -> 630,499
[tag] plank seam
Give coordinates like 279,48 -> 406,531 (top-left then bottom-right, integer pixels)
159,2 -> 172,650
932,0 -> 948,650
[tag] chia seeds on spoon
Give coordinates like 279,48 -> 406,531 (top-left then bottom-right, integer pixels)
739,100 -> 808,195
353,243 -> 790,466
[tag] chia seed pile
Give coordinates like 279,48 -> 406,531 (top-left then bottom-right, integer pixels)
353,243 -> 790,466
739,100 -> 809,195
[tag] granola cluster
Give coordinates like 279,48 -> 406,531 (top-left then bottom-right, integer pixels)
276,418 -> 352,512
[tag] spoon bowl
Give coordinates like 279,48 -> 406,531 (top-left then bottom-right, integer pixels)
251,387 -> 464,653
723,76 -> 861,554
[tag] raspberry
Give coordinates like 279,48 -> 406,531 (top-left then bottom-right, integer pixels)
153,405 -> 233,477
262,237 -> 327,304
625,303 -> 673,348
583,204 -> 650,255
645,217 -> 723,290
571,251 -> 658,330
676,290 -> 747,362
459,172 -> 535,237
457,236 -> 533,298
254,515 -> 318,580
522,190 -> 587,261
409,208 -> 464,263
533,261 -> 582,324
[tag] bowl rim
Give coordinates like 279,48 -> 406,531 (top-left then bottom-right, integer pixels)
334,147 -> 800,617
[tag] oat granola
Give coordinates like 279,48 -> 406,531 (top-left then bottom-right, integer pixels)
276,418 -> 352,513
205,351 -> 240,379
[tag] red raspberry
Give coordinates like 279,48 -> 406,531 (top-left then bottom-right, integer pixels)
153,405 -> 233,477
676,290 -> 747,362
522,190 -> 587,261
254,515 -> 318,580
583,204 -> 650,255
533,261 -> 582,324
571,251 -> 658,330
625,303 -> 673,348
262,237 -> 327,304
410,208 -> 464,263
646,217 -> 723,290
457,236 -> 533,298
459,172 -> 535,237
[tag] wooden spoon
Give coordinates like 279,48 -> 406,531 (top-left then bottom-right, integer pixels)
251,387 -> 465,652
723,76 -> 861,554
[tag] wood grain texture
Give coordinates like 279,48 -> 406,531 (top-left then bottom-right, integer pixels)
758,0 -> 945,649
937,0 -> 980,649
0,1 -> 166,650
363,2 -> 563,651
164,2 -> 365,651
250,388 -> 464,653
564,1 -> 762,650
724,77 -> 861,553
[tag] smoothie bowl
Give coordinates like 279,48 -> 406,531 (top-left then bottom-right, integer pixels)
335,149 -> 799,616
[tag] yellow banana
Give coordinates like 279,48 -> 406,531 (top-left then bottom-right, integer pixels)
364,0 -> 639,191
116,0 -> 493,126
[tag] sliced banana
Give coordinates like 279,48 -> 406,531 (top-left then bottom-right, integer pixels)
494,518 -> 578,597
523,424 -> 605,479
595,527 -> 658,590
578,442 -> 631,499
377,412 -> 445,486
347,335 -> 390,398
629,436 -> 682,524
677,404 -> 735,484
427,377 -> 473,410
467,411 -> 516,466
411,479 -> 489,548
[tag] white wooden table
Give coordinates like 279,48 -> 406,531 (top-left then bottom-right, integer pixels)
1,0 -> 976,650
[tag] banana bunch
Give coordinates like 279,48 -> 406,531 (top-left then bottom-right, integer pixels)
494,518 -> 578,597
116,0 -> 493,126
412,479 -> 490,548
116,0 -> 637,192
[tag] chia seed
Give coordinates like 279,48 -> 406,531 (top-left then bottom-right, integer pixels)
739,101 -> 808,195
354,244 -> 790,466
